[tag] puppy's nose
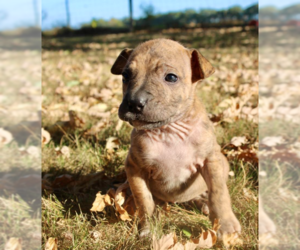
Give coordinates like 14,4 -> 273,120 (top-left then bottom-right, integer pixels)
127,92 -> 147,114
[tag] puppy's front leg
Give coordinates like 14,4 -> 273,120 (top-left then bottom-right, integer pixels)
126,156 -> 155,238
200,152 -> 241,239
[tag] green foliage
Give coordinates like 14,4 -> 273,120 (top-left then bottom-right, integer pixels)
82,17 -> 126,28
80,4 -> 259,31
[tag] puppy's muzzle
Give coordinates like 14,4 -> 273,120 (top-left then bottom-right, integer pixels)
123,91 -> 148,114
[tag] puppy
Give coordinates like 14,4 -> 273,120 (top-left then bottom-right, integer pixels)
111,39 -> 241,240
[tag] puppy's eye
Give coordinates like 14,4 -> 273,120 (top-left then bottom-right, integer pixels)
165,74 -> 178,83
122,72 -> 130,83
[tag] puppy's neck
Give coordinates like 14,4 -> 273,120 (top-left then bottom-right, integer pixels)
143,105 -> 203,143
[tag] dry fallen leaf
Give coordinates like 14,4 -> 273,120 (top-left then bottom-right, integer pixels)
52,174 -> 74,188
26,146 -> 40,158
90,183 -> 132,221
0,128 -> 13,146
152,220 -> 220,250
191,230 -> 216,248
115,120 -> 123,132
47,110 -> 85,136
222,233 -> 243,247
261,136 -> 284,147
60,146 -> 71,158
87,103 -> 108,117
153,233 -> 176,250
105,137 -> 120,150
115,202 -> 132,221
115,181 -> 129,206
42,178 -> 53,192
114,182 -> 132,221
84,121 -> 108,136
4,238 -> 22,250
90,192 -> 107,212
45,237 -> 58,250
231,136 -> 247,147
42,128 -> 51,145
15,174 -> 40,189
123,195 -> 136,216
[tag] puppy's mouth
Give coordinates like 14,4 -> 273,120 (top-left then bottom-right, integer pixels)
119,111 -> 169,130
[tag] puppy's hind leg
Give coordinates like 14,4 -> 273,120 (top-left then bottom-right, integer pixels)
189,191 -> 210,215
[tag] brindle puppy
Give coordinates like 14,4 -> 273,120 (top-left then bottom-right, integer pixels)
111,39 -> 241,240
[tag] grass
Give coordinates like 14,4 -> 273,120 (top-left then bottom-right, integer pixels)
42,28 -> 258,249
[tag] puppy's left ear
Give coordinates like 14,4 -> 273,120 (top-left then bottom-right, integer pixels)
111,49 -> 133,75
190,49 -> 215,83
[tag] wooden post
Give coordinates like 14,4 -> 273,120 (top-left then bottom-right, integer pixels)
129,0 -> 133,32
33,0 -> 39,27
65,0 -> 70,28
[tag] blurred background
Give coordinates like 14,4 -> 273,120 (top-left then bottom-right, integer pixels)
0,0 -> 299,249
41,0 -> 258,34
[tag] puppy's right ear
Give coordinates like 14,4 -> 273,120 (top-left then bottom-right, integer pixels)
111,49 -> 133,75
189,49 -> 215,83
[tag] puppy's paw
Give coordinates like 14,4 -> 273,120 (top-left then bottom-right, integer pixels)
216,214 -> 242,245
259,211 -> 276,235
139,227 -> 151,239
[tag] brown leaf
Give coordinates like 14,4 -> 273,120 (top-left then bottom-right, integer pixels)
60,146 -> 71,158
115,202 -> 132,221
230,136 -> 247,147
222,233 -> 243,247
104,193 -> 113,206
52,174 -> 74,188
191,219 -> 219,248
69,110 -> 85,127
115,120 -> 123,131
90,192 -> 107,212
0,128 -> 13,146
212,218 -> 221,232
0,178 -> 14,192
105,137 -> 120,150
123,195 -> 136,216
170,242 -> 186,250
42,128 -> 51,145
237,150 -> 258,165
115,181 -> 129,206
15,174 -> 40,189
26,146 -> 40,158
4,238 -> 22,250
42,179 -> 53,192
84,121 -> 107,136
45,237 -> 58,250
181,241 -> 198,250
192,230 -> 215,248
153,233 -> 176,250
47,110 -> 84,136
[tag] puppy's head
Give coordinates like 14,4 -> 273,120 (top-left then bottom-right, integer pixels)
111,39 -> 214,130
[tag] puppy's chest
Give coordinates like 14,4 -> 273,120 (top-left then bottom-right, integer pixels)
142,127 -> 205,184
